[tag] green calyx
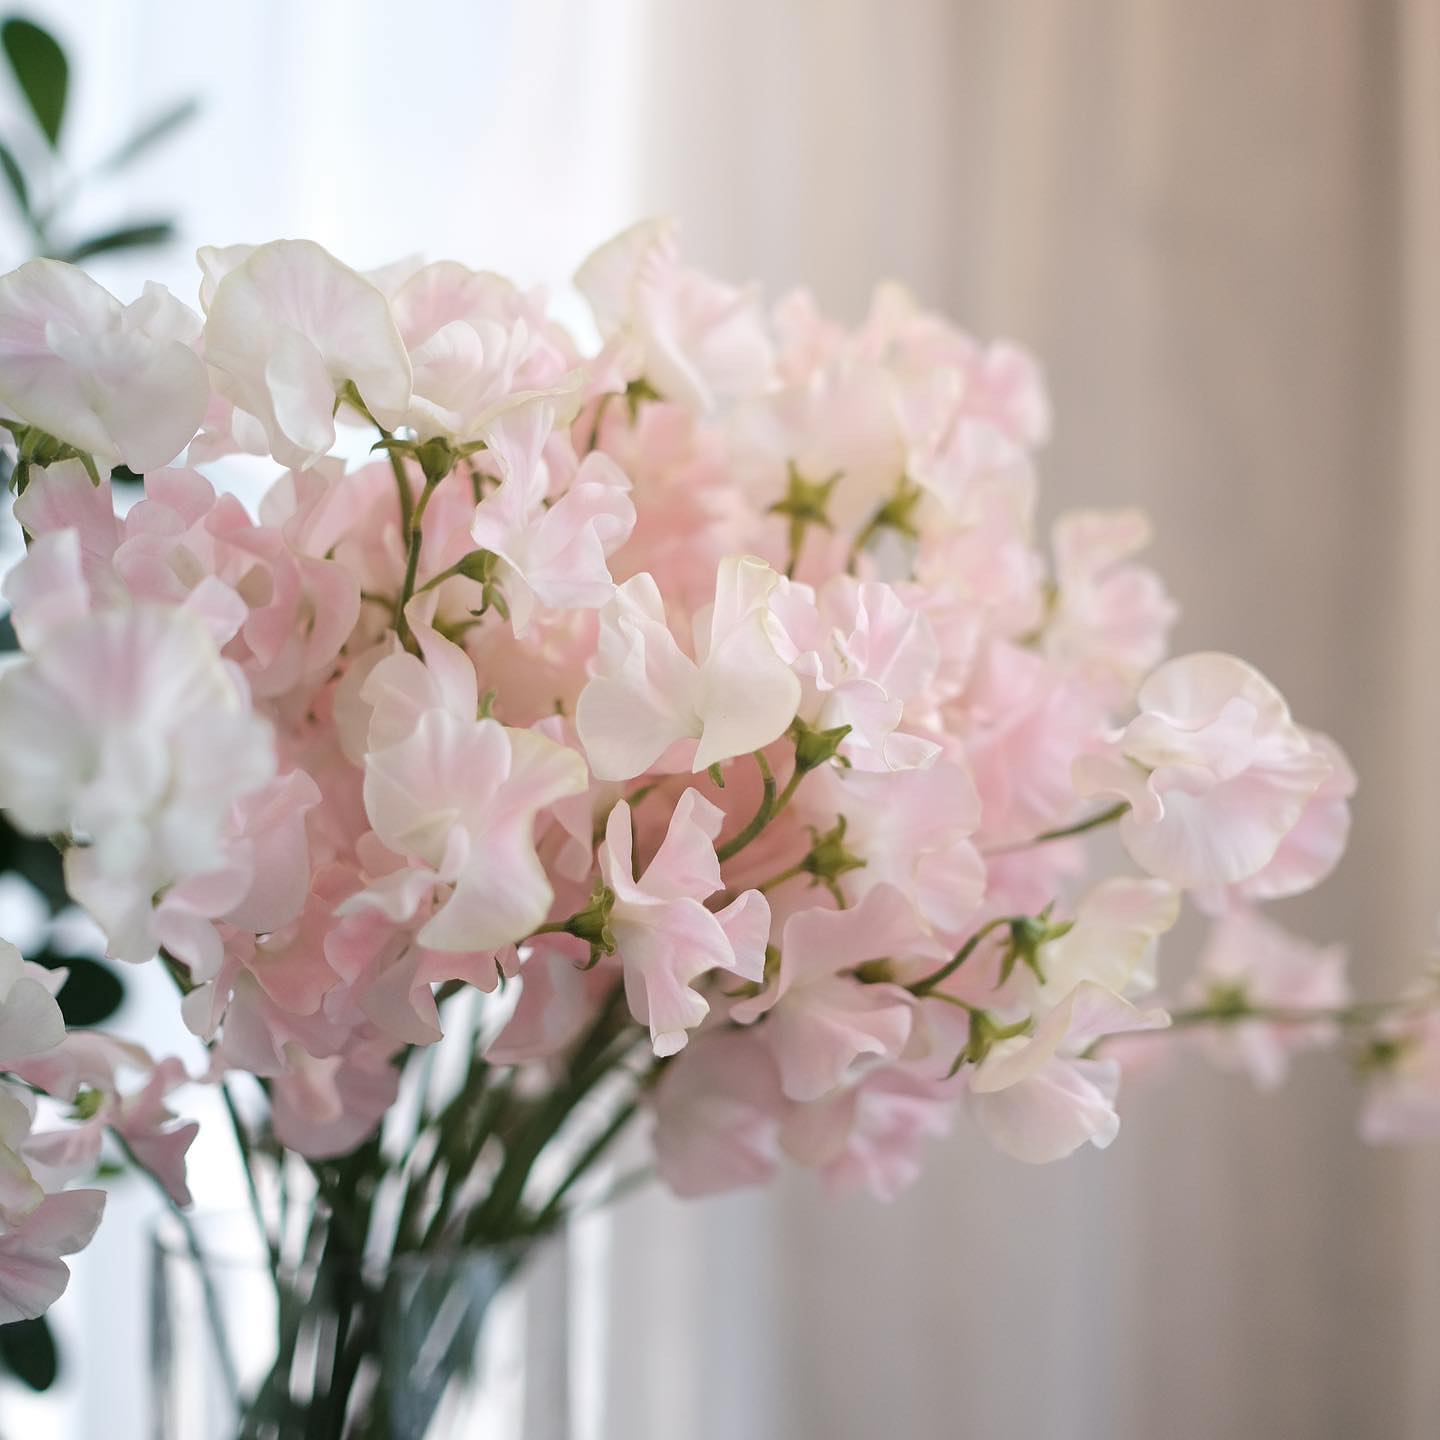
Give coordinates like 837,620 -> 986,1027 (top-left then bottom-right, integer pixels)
625,376 -> 660,420
800,815 -> 866,892
953,1009 -> 1034,1074
997,909 -> 1074,987
559,885 -> 617,961
369,430 -> 486,486
72,1087 -> 104,1121
770,461 -> 842,575
1201,980 -> 1252,1023
2,420 -> 100,495
851,474 -> 925,565
790,718 -> 853,774
1355,1034 -> 1409,1075
447,549 -> 510,622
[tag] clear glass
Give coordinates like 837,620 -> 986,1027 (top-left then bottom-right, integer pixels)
150,1212 -> 573,1440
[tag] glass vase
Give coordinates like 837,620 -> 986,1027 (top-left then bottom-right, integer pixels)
150,1212 -> 574,1439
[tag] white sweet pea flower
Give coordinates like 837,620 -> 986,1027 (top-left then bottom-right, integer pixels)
1033,877 -> 1180,1004
390,260 -> 582,443
968,981 -> 1170,1164
201,239 -> 412,468
576,556 -> 802,781
469,399 -> 635,633
770,574 -> 941,771
600,790 -> 770,1057
0,260 -> 208,471
576,219 -> 775,411
1074,653 -> 1333,889
0,941 -> 66,1068
348,628 -> 589,952
0,606 -> 275,961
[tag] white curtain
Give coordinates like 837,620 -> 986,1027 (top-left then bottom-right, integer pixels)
3,3 -> 1438,1436
601,4 -> 1440,1438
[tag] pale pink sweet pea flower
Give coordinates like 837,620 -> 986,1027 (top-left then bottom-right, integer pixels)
1184,908 -> 1349,1090
968,982 -> 1170,1163
15,1030 -> 198,1207
779,1065 -> 957,1201
5,465 -> 248,655
770,575 -> 941,771
0,260 -> 207,471
0,606 -> 275,963
10,458 -> 122,599
858,280 -> 1051,454
0,943 -> 66,1221
1359,1010 -> 1440,1144
1193,730 -> 1356,913
269,1044 -> 400,1160
486,939 -> 611,1065
470,399 -> 635,633
576,557 -> 801,781
651,1028 -> 786,1197
964,641 -> 1104,848
351,629 -> 588,952
1045,509 -> 1177,711
0,1188 -> 105,1325
390,260 -> 581,443
1034,877 -> 1180,1004
804,758 -> 986,938
201,239 -> 412,468
0,941 -> 66,1068
601,790 -> 769,1056
1074,653 -> 1333,889
576,219 -> 775,412
734,885 -> 936,1101
145,768 -> 323,986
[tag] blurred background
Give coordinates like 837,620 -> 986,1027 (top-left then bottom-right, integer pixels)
3,1 -> 1440,1436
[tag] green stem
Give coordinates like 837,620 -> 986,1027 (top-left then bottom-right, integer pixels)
395,476 -> 441,649
468,986 -> 633,1241
716,751 -> 807,864
909,916 -> 1015,996
991,802 -> 1129,853
1165,998 -> 1432,1030
219,1082 -> 280,1278
530,1096 -> 641,1235
388,446 -> 414,539
757,860 -> 807,894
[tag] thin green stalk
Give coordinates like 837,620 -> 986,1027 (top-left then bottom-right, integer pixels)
468,987 -> 633,1241
1165,998 -> 1430,1030
219,1081 -> 280,1277
388,446 -> 414,539
530,1095 -> 641,1235
989,802 -> 1129,854
395,476 -> 441,649
715,750 -> 810,864
909,916 -> 1015,996
757,860 -> 807,894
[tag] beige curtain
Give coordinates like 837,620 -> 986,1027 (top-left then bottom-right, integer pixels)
599,3 -> 1440,1436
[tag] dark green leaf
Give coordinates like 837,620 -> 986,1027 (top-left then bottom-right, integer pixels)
1,19 -> 68,148
109,463 -> 142,486
34,951 -> 125,1027
98,96 -> 198,173
0,610 -> 14,653
0,138 -> 28,215
60,220 -> 174,264
0,1317 -> 58,1391
0,815 -> 66,910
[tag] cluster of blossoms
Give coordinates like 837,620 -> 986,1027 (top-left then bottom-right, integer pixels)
0,220 -> 1426,1325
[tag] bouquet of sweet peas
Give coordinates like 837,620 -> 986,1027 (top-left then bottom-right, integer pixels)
0,219 -> 1431,1374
